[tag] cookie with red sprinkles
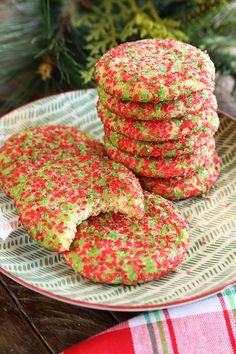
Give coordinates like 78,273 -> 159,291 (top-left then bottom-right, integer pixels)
138,152 -> 220,200
105,137 -> 215,178
94,39 -> 215,103
63,191 -> 189,285
98,88 -> 215,121
0,125 -> 105,171
98,101 -> 219,142
0,125 -> 107,193
104,127 -> 214,158
5,155 -> 144,252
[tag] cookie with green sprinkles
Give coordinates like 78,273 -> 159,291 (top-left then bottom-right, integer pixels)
138,152 -> 220,200
105,137 -> 215,178
0,125 -> 107,192
104,127 -> 214,158
98,88 -> 216,121
0,125 -> 105,172
98,101 -> 219,142
4,155 -> 144,252
94,39 -> 215,103
63,191 -> 189,285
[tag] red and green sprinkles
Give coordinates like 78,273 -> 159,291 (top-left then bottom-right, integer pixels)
104,127 -> 215,158
0,127 -> 145,253
63,191 -> 189,285
98,100 -> 219,142
105,137 -> 215,178
96,39 -> 220,202
94,39 -> 215,103
0,125 -> 105,192
4,155 -> 145,252
139,152 -> 220,200
98,88 -> 216,121
0,125 -> 105,179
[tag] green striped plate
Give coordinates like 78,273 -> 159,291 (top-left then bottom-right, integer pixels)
0,89 -> 236,311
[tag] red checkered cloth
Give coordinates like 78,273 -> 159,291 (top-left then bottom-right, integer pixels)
62,286 -> 236,354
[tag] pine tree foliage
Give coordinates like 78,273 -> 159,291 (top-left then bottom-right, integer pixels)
0,0 -> 86,113
186,0 -> 236,90
0,0 -> 234,114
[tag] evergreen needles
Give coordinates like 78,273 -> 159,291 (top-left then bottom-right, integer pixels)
0,0 -> 234,114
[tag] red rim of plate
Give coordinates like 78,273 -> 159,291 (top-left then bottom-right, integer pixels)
0,90 -> 236,312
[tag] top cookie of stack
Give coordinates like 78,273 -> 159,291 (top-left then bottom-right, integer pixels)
94,39 -> 220,200
94,39 -> 215,103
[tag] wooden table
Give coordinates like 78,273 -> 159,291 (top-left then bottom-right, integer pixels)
0,85 -> 235,354
0,273 -> 135,353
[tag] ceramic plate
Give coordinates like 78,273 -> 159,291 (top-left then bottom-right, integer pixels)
0,89 -> 236,311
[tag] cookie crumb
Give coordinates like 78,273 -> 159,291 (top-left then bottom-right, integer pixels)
200,239 -> 207,245
186,212 -> 193,222
202,194 -> 211,201
185,269 -> 192,275
172,267 -> 182,273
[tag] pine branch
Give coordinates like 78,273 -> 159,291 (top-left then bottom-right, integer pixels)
0,0 -> 85,114
0,0 -> 235,113
185,0 -> 236,92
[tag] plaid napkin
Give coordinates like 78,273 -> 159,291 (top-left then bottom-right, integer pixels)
62,285 -> 236,354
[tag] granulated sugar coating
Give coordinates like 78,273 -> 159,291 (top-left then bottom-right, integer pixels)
105,137 -> 215,178
139,152 -> 220,200
104,128 -> 214,158
99,88 -> 215,121
94,39 -> 215,103
3,156 -> 144,252
0,126 -> 145,252
0,125 -> 106,192
0,126 -> 105,175
63,191 -> 189,285
98,99 -> 219,142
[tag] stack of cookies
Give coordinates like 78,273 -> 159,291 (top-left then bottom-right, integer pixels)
94,39 -> 220,200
